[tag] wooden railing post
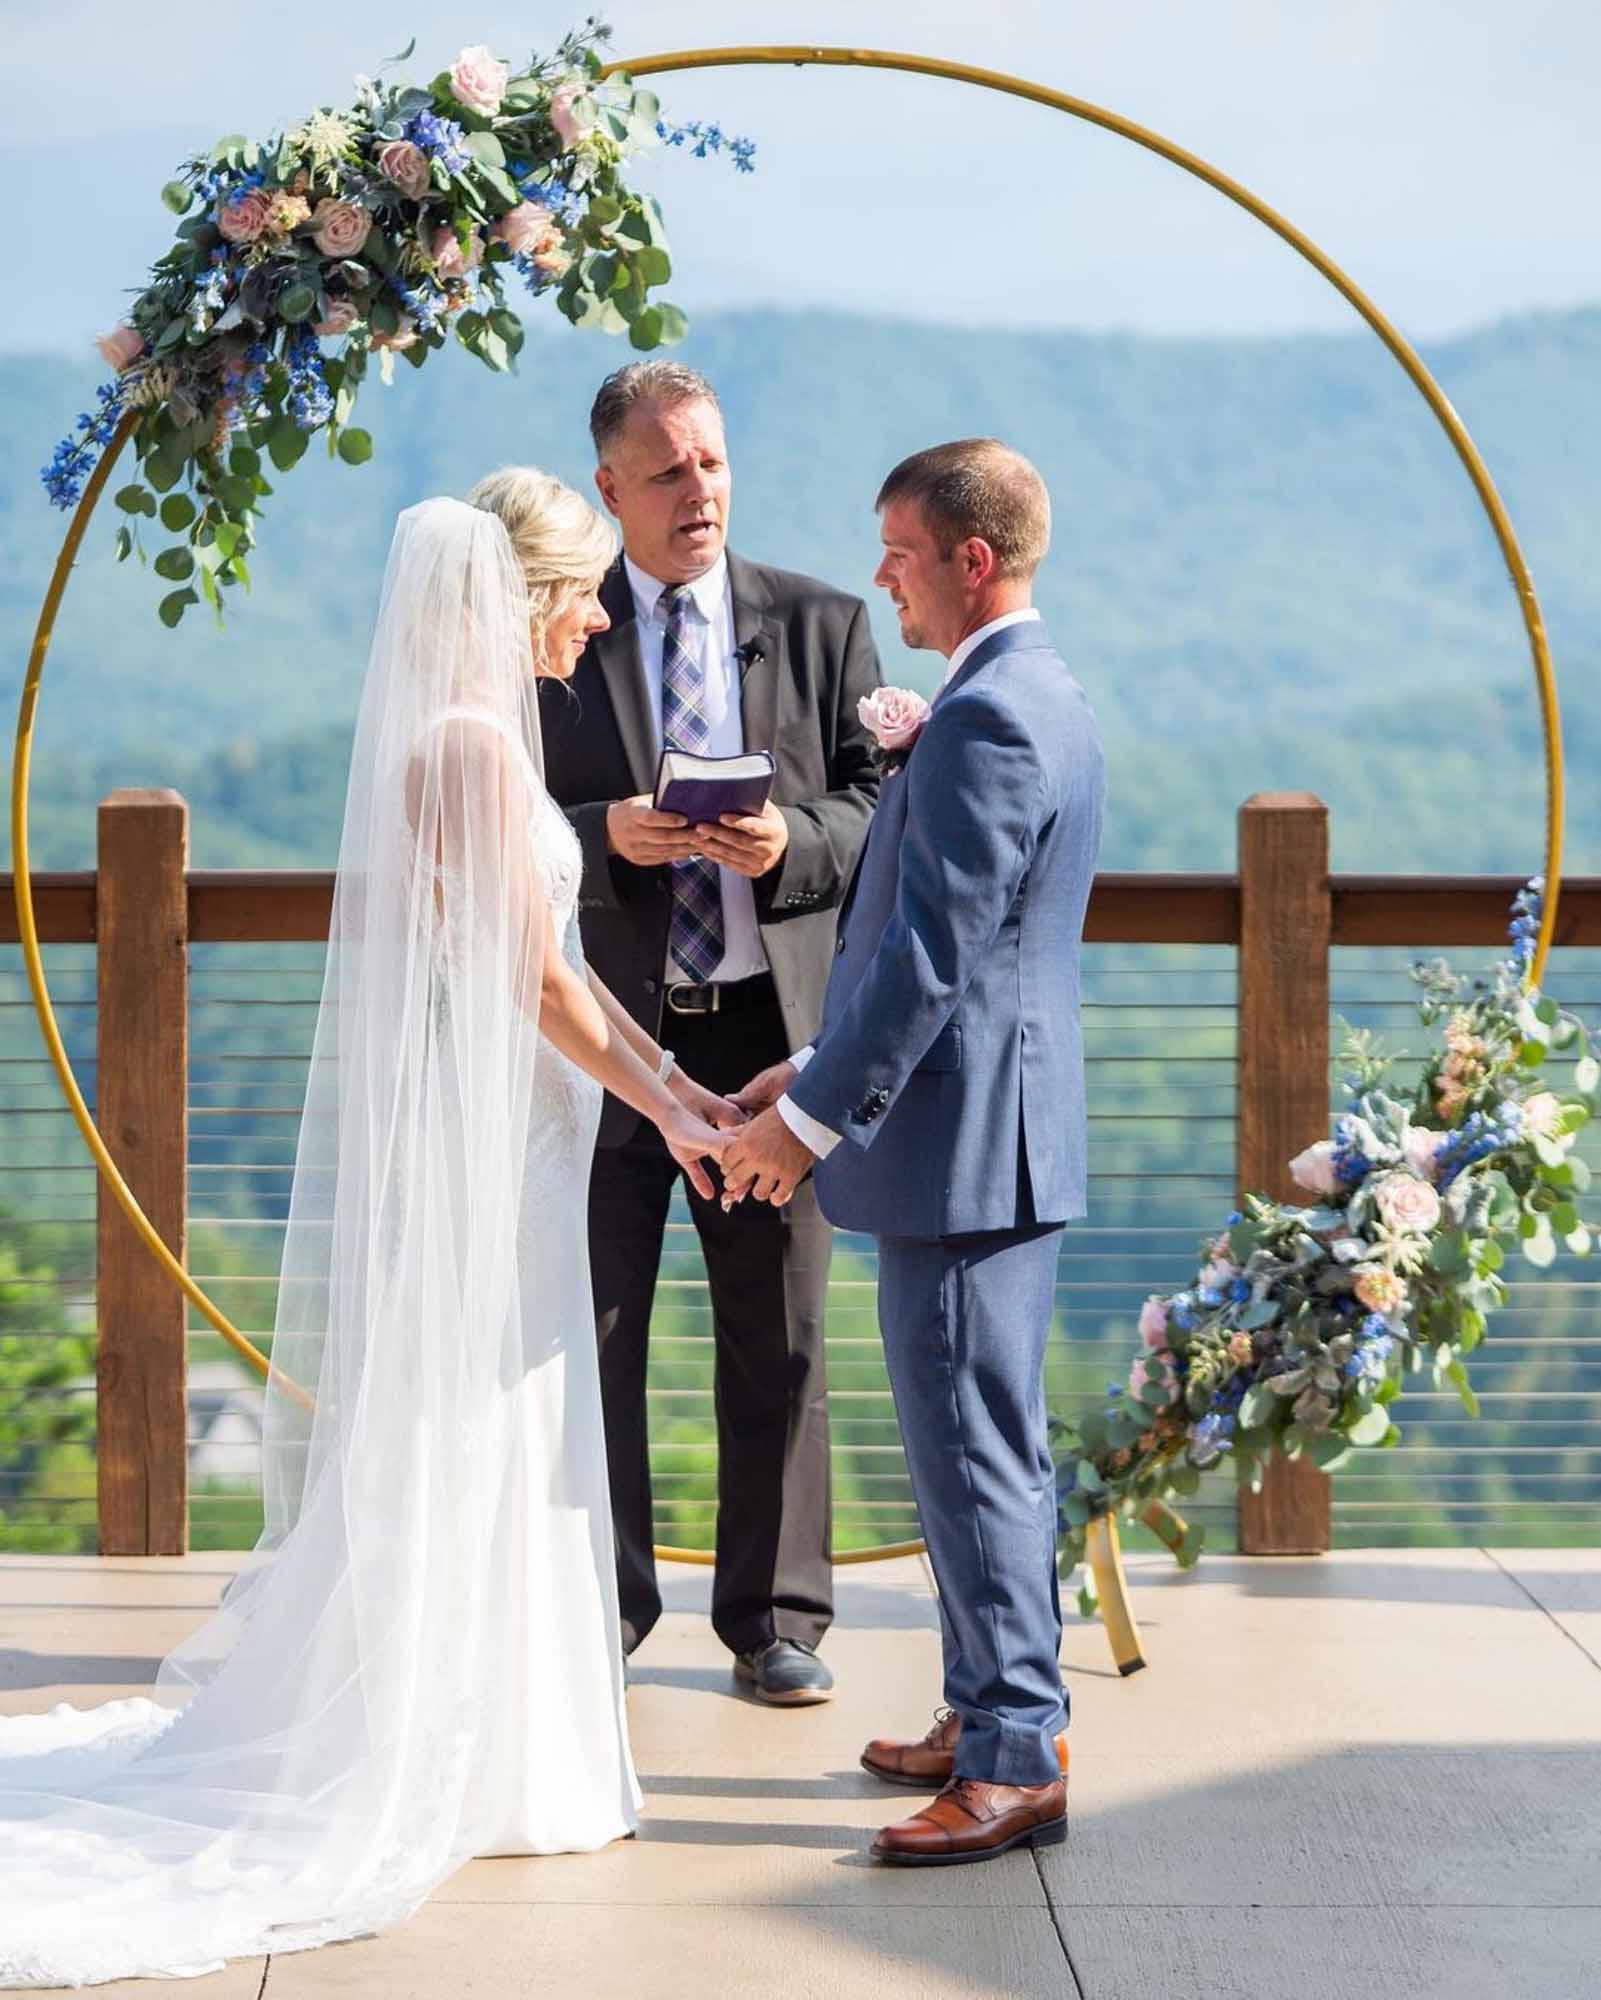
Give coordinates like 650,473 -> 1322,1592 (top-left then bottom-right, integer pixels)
1236,792 -> 1332,1555
95,790 -> 189,1554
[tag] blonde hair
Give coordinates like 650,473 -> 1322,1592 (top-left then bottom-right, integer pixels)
466,466 -> 617,672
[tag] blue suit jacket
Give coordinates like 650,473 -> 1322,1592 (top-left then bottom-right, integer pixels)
786,620 -> 1105,1238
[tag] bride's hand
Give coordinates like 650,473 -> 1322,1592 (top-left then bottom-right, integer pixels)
658,1105 -> 729,1200
669,1065 -> 749,1131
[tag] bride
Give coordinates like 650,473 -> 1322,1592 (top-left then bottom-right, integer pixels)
0,482 -> 734,1986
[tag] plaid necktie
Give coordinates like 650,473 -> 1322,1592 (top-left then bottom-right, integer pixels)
661,585 -> 725,981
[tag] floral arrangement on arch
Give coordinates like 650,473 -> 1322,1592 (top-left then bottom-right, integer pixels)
40,22 -> 752,629
1053,883 -> 1596,1610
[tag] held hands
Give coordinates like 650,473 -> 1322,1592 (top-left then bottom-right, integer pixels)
719,1104 -> 817,1211
605,797 -> 789,879
658,1064 -> 748,1201
730,1059 -> 799,1117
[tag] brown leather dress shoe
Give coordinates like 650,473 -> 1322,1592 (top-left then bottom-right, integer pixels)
860,1706 -> 963,1786
870,1776 -> 1068,1866
861,1709 -> 1070,1789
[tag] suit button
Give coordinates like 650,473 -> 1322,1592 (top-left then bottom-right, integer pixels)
643,978 -> 658,995
835,937 -> 847,956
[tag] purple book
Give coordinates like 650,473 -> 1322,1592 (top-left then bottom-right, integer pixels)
653,748 -> 776,823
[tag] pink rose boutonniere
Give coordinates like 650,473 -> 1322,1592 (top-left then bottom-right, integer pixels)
858,687 -> 931,775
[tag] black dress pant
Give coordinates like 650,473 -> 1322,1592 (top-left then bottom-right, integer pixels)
589,983 -> 835,1657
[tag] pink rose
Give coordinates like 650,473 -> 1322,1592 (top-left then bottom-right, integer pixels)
451,43 -> 509,117
1402,1127 -> 1446,1181
313,298 -> 359,338
371,321 -> 419,352
378,139 -> 432,201
95,324 -> 144,372
430,224 -> 482,280
549,81 -> 586,147
490,199 -> 558,257
310,199 -> 371,259
1371,1172 -> 1441,1236
217,188 -> 274,245
858,685 -> 931,754
1289,1140 -> 1340,1199
1138,1297 -> 1169,1351
1200,1257 -> 1239,1294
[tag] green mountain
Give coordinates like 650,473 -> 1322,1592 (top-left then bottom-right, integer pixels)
5,306 -> 1596,872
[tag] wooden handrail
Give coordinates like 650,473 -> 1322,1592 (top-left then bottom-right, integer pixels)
7,871 -> 1601,949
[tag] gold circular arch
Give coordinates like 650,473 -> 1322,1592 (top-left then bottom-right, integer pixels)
11,45 -> 1564,1578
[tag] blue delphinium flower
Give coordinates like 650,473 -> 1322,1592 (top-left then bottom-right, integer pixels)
406,111 -> 472,176
655,117 -> 756,170
1435,1108 -> 1515,1189
1344,1323 -> 1396,1384
1169,1291 -> 1199,1333
40,381 -> 126,509
1230,1277 -> 1253,1305
1189,1410 -> 1236,1462
1330,1115 -> 1373,1187
1508,879 -> 1542,976
1197,1284 -> 1223,1309
285,329 -> 334,430
390,276 -> 448,335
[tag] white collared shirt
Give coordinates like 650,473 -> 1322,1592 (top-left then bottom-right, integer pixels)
775,605 -> 1043,1160
624,552 -> 769,985
940,606 -> 1041,688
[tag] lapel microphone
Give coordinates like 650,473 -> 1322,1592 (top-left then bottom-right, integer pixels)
733,637 -> 766,681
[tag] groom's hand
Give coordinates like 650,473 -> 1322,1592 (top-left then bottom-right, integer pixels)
690,802 -> 790,880
719,1105 -> 816,1210
730,1059 -> 798,1117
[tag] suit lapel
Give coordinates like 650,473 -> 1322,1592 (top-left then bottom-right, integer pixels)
728,553 -> 784,754
935,617 -> 1054,709
590,560 -> 657,797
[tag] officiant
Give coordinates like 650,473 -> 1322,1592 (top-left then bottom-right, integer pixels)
537,361 -> 882,1705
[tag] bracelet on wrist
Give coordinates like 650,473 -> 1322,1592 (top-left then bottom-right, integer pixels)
656,1046 -> 676,1083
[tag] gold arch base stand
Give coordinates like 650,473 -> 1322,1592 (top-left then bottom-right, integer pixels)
12,47 -> 1563,1680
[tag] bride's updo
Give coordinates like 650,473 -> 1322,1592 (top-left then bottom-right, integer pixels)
466,466 -> 616,675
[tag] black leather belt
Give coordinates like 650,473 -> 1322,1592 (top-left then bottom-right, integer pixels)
664,972 -> 777,1017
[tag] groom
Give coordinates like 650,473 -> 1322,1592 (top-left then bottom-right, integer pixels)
722,439 -> 1105,1864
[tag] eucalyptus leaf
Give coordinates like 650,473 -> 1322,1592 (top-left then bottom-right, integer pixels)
159,494 -> 197,532
1345,1404 -> 1391,1447
161,179 -> 193,216
1520,1227 -> 1558,1269
153,546 -> 194,582
1576,1055 -> 1600,1094
157,587 -> 197,628
337,428 -> 374,465
114,485 -> 150,515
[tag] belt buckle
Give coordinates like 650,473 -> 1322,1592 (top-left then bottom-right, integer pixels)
666,982 -> 718,1016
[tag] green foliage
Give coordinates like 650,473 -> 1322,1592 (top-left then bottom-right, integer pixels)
0,1211 -> 96,1553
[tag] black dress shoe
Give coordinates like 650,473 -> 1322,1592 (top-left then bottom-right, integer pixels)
733,1638 -> 834,1706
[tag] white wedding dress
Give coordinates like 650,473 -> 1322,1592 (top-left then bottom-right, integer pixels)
0,502 -> 638,1987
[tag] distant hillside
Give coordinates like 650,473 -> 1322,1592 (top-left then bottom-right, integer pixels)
5,306 -> 1597,873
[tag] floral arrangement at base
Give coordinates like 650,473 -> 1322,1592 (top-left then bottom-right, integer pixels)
40,21 -> 752,628
1053,882 -> 1594,1615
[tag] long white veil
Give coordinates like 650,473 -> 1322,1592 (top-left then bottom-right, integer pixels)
0,499 -> 558,1985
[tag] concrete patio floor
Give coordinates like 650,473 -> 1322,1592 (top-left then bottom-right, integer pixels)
3,1545 -> 1599,1999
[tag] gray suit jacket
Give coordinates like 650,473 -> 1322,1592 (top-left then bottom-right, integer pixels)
787,621 -> 1105,1237
539,551 -> 882,1146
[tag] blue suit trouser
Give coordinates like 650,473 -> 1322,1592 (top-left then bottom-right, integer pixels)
876,1224 -> 1067,1786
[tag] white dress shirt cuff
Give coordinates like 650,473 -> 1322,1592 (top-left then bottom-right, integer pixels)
776,1090 -> 842,1160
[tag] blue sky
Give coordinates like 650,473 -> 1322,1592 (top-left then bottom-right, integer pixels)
9,0 -> 1599,350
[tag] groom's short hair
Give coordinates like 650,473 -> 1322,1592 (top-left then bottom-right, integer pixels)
589,361 -> 721,460
876,440 -> 1050,579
